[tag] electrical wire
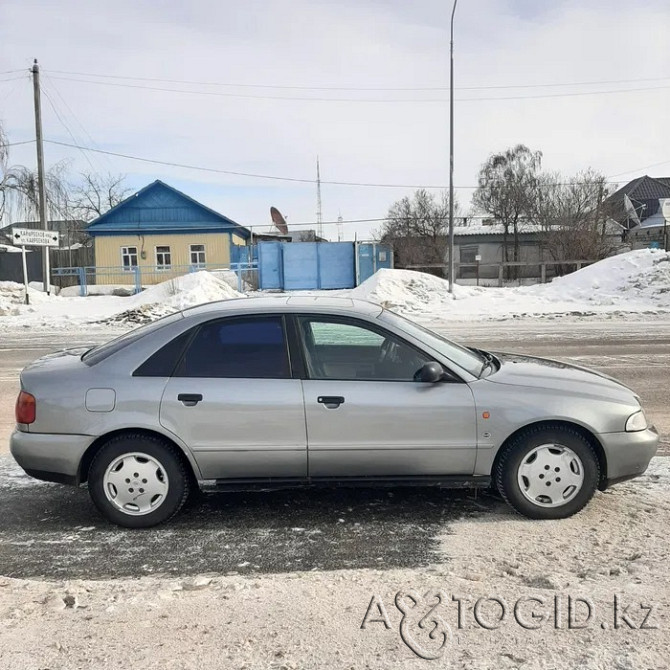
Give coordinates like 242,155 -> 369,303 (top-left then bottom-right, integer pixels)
44,139 -> 660,190
46,75 -> 670,103
40,84 -> 99,173
46,69 -> 670,92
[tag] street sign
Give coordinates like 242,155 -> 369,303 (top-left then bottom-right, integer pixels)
11,227 -> 60,247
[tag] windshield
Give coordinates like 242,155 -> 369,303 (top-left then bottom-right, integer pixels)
379,310 -> 485,377
82,312 -> 184,366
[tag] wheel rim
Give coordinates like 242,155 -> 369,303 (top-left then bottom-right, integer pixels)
103,452 -> 169,516
517,444 -> 585,508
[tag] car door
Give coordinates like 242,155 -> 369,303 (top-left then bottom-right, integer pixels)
295,315 -> 477,478
159,315 -> 307,480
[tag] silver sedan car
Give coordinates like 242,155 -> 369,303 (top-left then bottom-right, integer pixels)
11,297 -> 658,527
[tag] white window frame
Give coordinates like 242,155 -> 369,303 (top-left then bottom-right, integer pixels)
189,243 -> 206,269
121,246 -> 138,272
155,245 -> 172,271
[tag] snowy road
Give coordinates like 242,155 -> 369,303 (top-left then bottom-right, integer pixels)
0,318 -> 668,580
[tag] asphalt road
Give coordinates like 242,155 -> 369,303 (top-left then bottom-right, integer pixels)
0,319 -> 668,580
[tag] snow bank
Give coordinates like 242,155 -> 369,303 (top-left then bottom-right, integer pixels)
351,268 -> 482,314
352,250 -> 670,320
0,271 -> 244,329
102,271 -> 243,324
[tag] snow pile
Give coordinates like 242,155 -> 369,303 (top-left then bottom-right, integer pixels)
525,249 -> 670,306
351,268 -> 483,314
0,280 -> 55,316
102,271 -> 243,324
352,250 -> 670,320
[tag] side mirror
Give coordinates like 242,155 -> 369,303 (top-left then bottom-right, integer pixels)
418,361 -> 445,383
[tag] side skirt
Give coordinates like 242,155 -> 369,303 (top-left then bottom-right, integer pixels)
202,475 -> 491,493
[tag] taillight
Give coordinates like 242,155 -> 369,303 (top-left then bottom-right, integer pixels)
16,391 -> 36,424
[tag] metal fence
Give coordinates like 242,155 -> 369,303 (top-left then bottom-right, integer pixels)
51,262 -> 258,297
405,259 -> 600,287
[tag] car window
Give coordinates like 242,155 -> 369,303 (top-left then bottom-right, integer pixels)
379,309 -> 485,377
82,312 -> 184,366
298,316 -> 429,382
133,330 -> 194,377
175,316 -> 290,379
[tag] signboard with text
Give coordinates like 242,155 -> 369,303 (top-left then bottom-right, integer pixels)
11,227 -> 60,247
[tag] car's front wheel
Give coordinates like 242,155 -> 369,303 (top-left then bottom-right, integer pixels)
88,433 -> 191,528
495,425 -> 600,520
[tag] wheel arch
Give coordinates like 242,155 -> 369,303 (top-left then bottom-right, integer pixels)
491,420 -> 607,489
78,427 -> 201,485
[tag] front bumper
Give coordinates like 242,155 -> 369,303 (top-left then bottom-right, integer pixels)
598,425 -> 659,490
10,429 -> 94,486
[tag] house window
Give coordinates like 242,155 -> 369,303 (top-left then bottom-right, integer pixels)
190,244 -> 206,268
155,245 -> 172,270
460,245 -> 479,264
460,245 -> 479,279
121,246 -> 138,271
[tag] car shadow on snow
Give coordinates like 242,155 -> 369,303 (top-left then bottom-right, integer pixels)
0,480 -> 514,580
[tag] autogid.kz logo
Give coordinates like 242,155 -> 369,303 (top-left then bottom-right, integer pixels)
360,590 -> 658,660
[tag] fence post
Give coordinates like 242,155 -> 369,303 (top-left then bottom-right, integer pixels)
576,261 -> 582,271
134,266 -> 142,295
78,267 -> 86,296
498,264 -> 504,287
540,263 -> 546,284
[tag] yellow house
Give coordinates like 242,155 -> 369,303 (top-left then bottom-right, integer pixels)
87,180 -> 250,285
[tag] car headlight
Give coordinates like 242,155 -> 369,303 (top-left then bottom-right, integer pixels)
626,410 -> 647,432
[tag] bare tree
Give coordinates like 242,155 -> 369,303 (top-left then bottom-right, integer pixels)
473,144 -> 542,278
377,189 -> 459,276
67,172 -> 131,221
534,169 -> 619,270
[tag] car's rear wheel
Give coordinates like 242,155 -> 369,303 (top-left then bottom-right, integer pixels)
88,434 -> 190,528
495,426 -> 600,519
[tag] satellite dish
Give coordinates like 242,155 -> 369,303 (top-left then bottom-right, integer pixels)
270,207 -> 289,235
662,198 -> 670,222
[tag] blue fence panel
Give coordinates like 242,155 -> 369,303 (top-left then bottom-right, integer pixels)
318,242 -> 355,289
356,243 -> 392,284
258,242 -> 284,290
282,243 -> 319,290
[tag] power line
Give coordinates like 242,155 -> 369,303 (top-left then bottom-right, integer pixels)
40,84 -> 99,173
44,139 -> 454,188
44,138 -> 657,189
46,68 -> 670,92
41,74 -> 115,173
608,159 -> 670,178
4,140 -> 35,148
47,74 -> 670,103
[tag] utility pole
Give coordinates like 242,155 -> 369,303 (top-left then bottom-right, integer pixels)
316,156 -> 323,240
32,59 -> 51,294
447,0 -> 458,294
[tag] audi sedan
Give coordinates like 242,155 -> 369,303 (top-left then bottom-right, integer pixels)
11,296 -> 658,527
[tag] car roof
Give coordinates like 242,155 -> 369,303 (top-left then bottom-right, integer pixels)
182,295 -> 384,318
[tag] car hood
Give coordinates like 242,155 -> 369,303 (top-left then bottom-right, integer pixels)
485,352 -> 638,404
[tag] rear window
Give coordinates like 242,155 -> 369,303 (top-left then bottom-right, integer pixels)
82,312 -> 184,366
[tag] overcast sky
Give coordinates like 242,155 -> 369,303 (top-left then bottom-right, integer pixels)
1,0 -> 668,240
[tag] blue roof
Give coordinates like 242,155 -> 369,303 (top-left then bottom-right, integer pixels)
86,180 -> 251,238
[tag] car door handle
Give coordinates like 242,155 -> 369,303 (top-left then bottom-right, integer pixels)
317,396 -> 345,409
178,393 -> 203,406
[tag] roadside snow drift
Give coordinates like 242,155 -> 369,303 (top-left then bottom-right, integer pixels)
352,249 -> 670,319
0,271 -> 243,329
102,272 -> 243,323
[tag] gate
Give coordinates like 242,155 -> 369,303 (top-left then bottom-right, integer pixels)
258,242 -> 357,290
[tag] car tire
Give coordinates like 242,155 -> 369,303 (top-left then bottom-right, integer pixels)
495,425 -> 600,520
88,433 -> 191,528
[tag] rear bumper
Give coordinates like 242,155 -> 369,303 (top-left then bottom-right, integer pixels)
598,425 -> 659,490
10,430 -> 94,486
